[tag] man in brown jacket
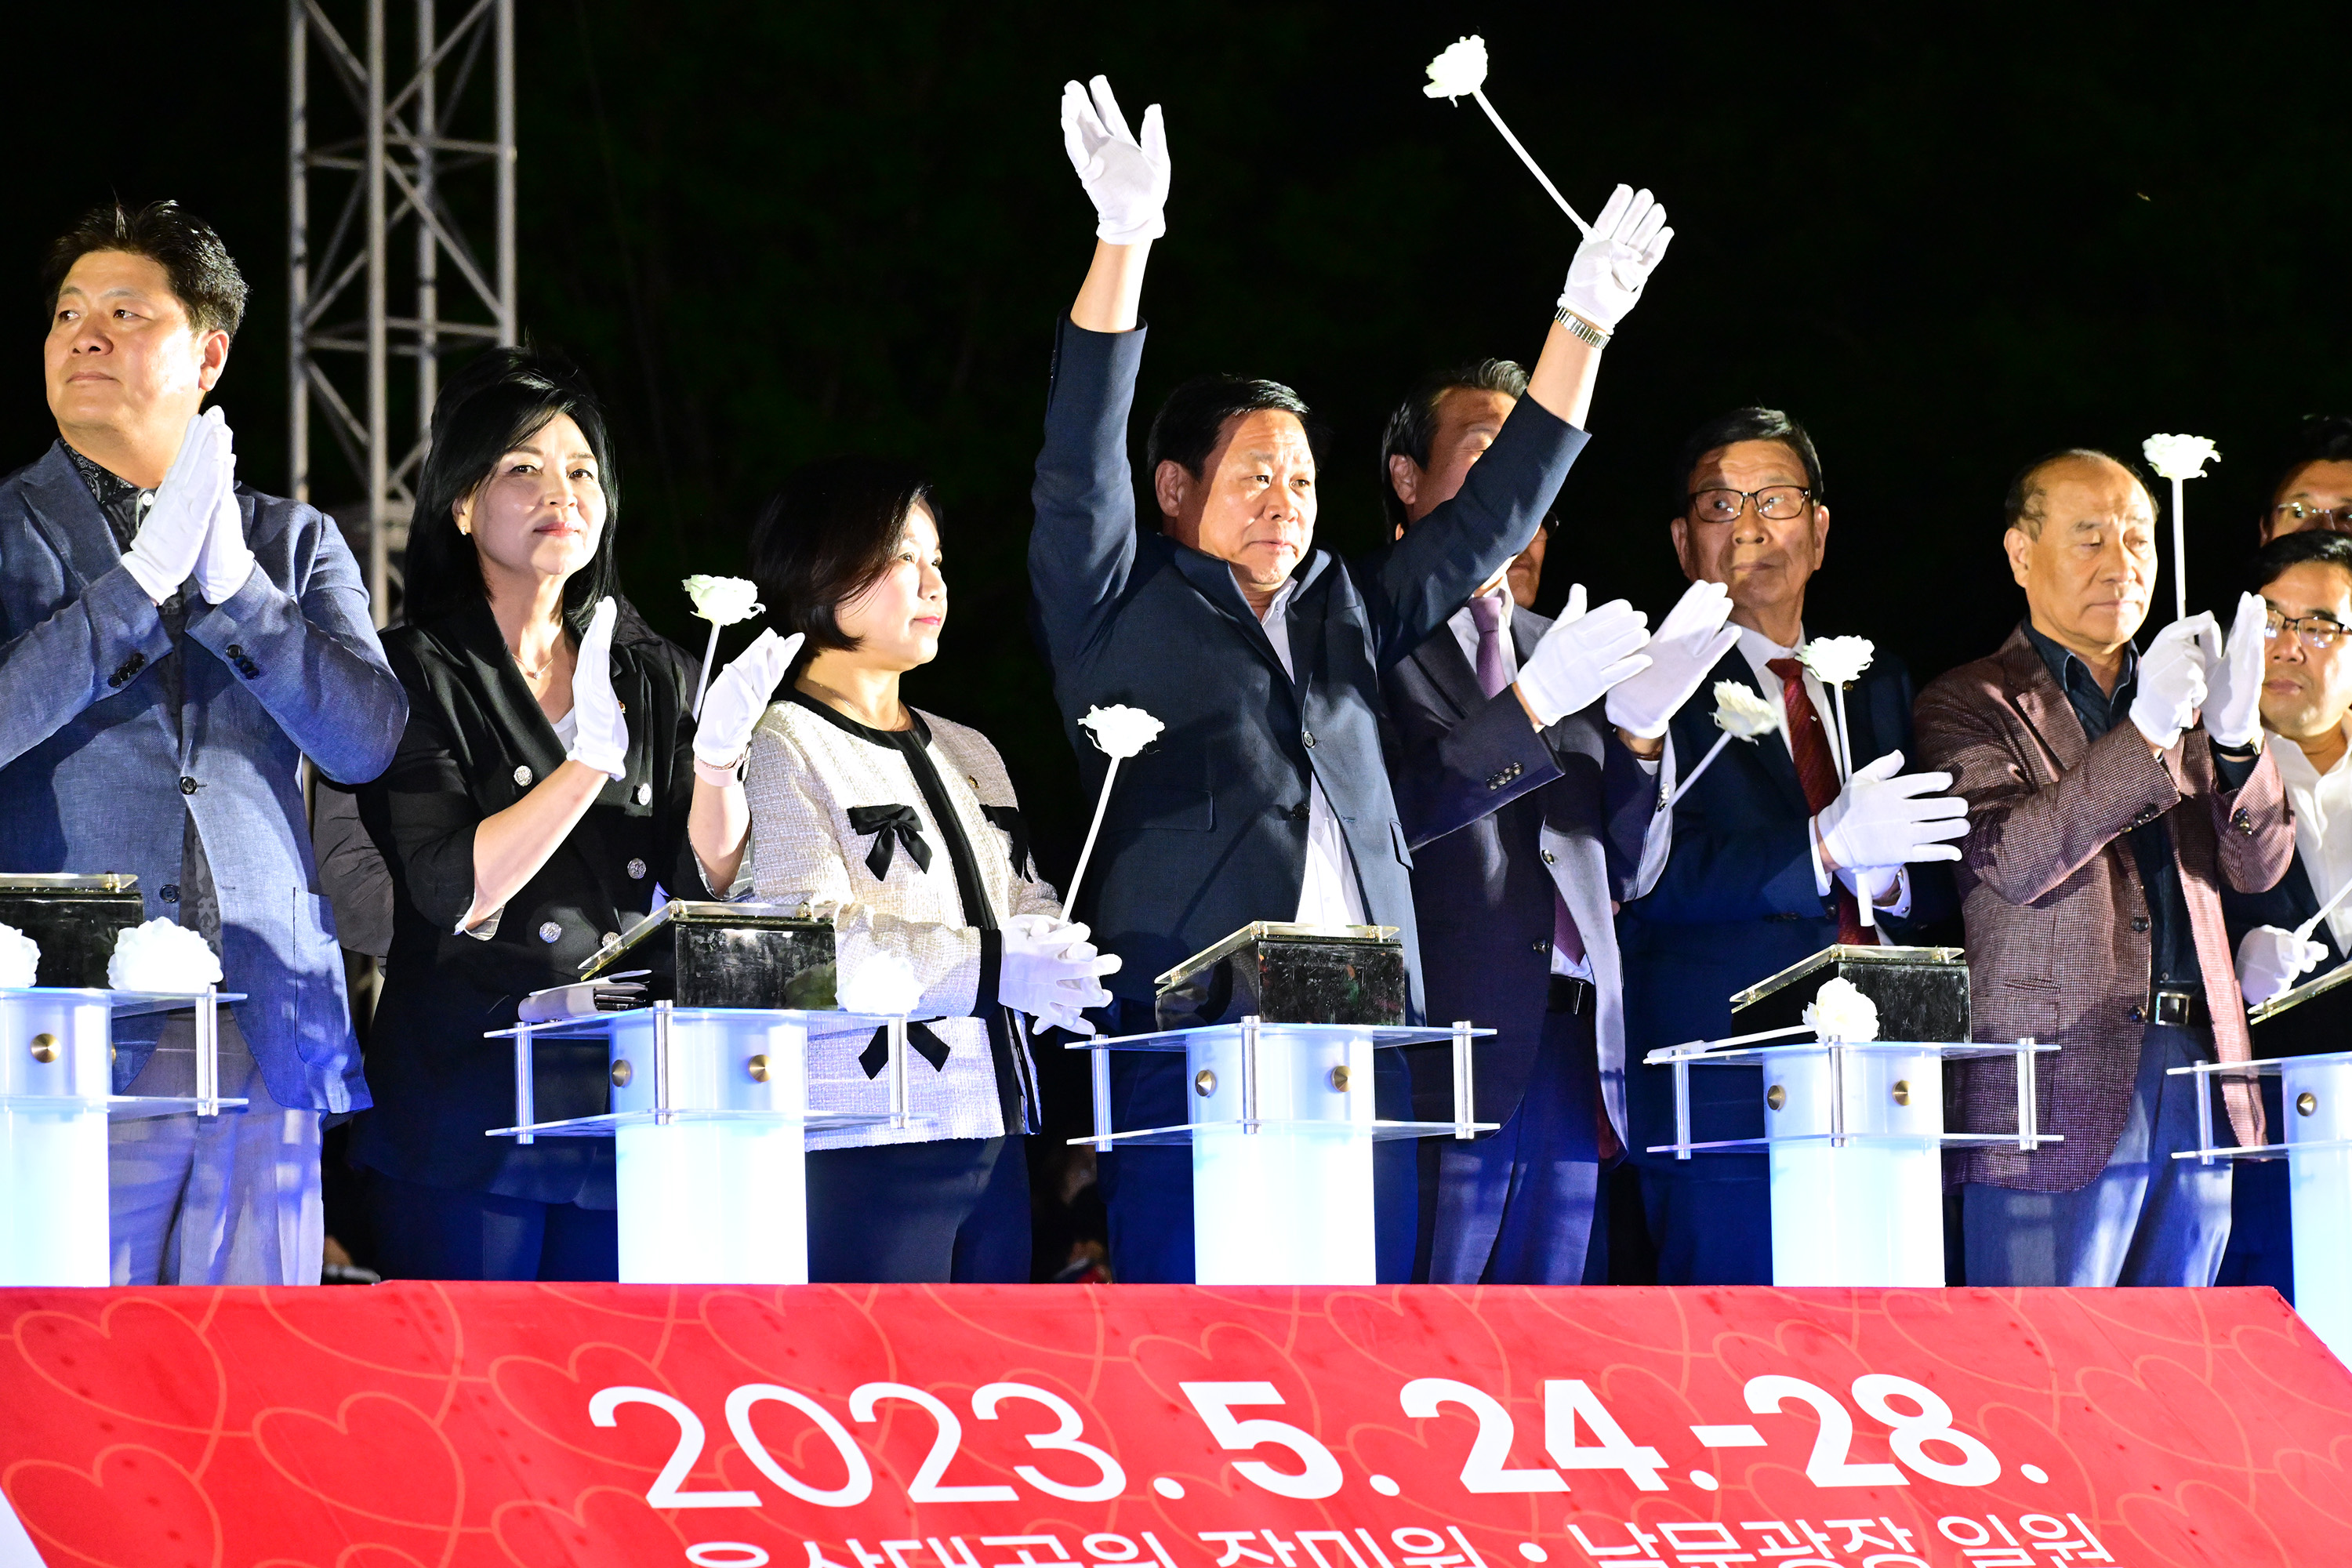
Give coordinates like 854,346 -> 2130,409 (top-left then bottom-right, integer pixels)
1915,448 -> 2292,1286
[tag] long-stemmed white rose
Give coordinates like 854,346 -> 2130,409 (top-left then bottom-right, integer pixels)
2143,434 -> 2220,623
1422,35 -> 1592,237
1802,976 -> 1881,1043
1796,634 -> 1879,924
1068,705 -> 1164,909
682,575 -> 766,719
1661,681 -> 1780,809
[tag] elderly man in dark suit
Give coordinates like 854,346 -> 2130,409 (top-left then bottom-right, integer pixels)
1916,448 -> 2292,1287
2,201 -> 402,1284
1378,359 -> 1733,1283
1615,408 -> 1965,1285
1029,78 -> 1674,1281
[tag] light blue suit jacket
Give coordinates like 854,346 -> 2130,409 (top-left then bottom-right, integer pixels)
0,441 -> 405,1112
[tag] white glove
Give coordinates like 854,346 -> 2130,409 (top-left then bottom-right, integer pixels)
1603,579 -> 1738,738
1513,585 -> 1650,727
2129,613 -> 2213,750
121,408 -> 227,604
2237,924 -> 2326,1007
694,629 -> 802,769
1000,914 -> 1121,1036
565,597 -> 629,779
1556,185 -> 1674,332
1060,76 -> 1170,245
2200,593 -> 2267,751
1816,750 -> 1969,869
192,409 -> 257,604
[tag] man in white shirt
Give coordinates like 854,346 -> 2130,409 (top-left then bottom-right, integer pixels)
2220,529 -> 2352,1294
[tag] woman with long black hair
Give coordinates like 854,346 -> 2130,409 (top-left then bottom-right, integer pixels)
353,346 -> 793,1279
745,457 -> 1117,1282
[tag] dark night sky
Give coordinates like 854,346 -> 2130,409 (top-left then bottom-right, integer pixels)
5,0 -> 2349,877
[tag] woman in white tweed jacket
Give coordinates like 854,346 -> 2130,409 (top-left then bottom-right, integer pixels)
745,458 -> 1118,1282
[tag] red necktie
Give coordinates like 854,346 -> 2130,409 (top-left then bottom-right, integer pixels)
1766,657 -> 1868,946
1470,597 -> 1585,967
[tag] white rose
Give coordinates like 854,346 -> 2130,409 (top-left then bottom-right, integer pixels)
838,949 -> 924,1017
0,922 -> 38,989
1422,35 -> 1488,101
682,574 -> 765,626
1802,976 -> 1881,1043
1711,680 -> 1780,740
1797,634 -> 1875,688
2143,434 -> 2220,482
1080,703 -> 1164,760
107,917 -> 224,993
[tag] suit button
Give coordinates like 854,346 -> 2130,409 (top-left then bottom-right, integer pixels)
539,921 -> 562,944
514,765 -> 532,786
1542,851 -> 1557,865
1292,803 -> 1311,821
626,858 -> 648,880
634,782 -> 653,805
1301,730 -> 1316,749
2129,1006 -> 2144,1022
179,776 -> 197,795
602,932 -> 620,948
159,884 -> 180,902
2132,917 -> 2149,933
225,644 -> 243,658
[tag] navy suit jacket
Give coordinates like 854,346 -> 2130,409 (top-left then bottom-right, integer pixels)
1615,644 -> 1952,1149
1383,608 -> 1666,1138
1028,318 -> 1585,1018
0,441 -> 404,1112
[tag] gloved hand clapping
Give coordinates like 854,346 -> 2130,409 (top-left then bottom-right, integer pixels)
1556,185 -> 1674,333
2237,924 -> 2326,1007
1514,584 -> 1650,727
121,408 -> 227,604
565,597 -> 630,780
1061,76 -> 1169,245
2199,593 -> 2268,751
694,628 -> 803,771
1001,913 -> 1122,1036
2129,613 -> 2212,750
1603,579 -> 1737,738
1815,750 -> 1969,871
192,408 -> 256,604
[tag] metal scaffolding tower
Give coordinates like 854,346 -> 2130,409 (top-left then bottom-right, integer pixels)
289,0 -> 516,626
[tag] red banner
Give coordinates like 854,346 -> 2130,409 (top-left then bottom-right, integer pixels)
0,1283 -> 2345,1567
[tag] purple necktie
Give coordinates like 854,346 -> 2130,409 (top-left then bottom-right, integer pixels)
1468,594 -> 1584,966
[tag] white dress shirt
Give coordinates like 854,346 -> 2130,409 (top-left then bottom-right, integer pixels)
1258,576 -> 1368,927
2271,722 -> 2352,953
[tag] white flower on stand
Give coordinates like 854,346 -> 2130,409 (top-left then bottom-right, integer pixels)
1796,635 -> 1875,688
682,575 -> 764,626
838,949 -> 924,1017
0,922 -> 38,989
2143,434 -> 2220,481
1712,681 -> 1780,739
1080,704 -> 1164,760
1421,35 -> 1489,100
1803,976 -> 1881,1043
107,917 -> 223,993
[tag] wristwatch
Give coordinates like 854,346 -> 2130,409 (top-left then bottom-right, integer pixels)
1552,304 -> 1611,350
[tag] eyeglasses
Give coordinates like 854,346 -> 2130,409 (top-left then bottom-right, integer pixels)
2264,609 -> 2343,651
1688,485 -> 1813,524
2273,501 -> 2352,533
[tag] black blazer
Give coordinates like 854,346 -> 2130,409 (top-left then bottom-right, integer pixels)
1615,644 -> 1955,1149
1382,608 -> 1657,1134
350,597 -> 703,1201
1027,317 -> 1586,1020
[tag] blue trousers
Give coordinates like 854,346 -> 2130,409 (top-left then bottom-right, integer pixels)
1099,1002 -> 1418,1283
1965,1024 -> 2234,1287
366,1170 -> 618,1281
1626,1040 -> 1772,1285
1427,1001 -> 1607,1284
2215,1076 -> 2293,1300
806,1136 -> 1030,1283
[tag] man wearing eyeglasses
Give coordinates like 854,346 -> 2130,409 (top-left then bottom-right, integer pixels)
2218,530 -> 2352,1295
1614,407 -> 1964,1286
2254,415 -> 2352,542
1915,448 -> 2291,1287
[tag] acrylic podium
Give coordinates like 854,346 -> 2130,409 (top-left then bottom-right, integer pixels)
0,986 -> 249,1286
1073,923 -> 1496,1286
1648,946 -> 2057,1287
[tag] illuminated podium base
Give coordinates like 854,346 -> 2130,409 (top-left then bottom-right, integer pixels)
0,988 -> 249,1287
1076,1018 -> 1494,1285
1648,1031 -> 2058,1287
487,1002 -> 917,1284
2172,1047 -> 2352,1363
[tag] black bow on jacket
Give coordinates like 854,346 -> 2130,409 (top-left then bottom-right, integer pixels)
858,1022 -> 953,1077
848,804 -> 931,880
